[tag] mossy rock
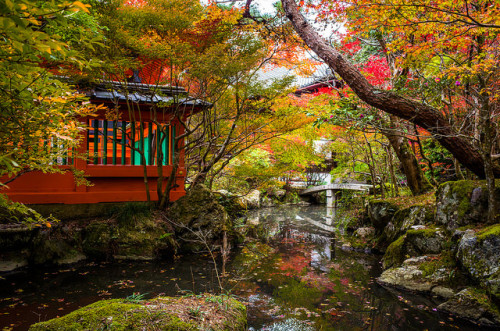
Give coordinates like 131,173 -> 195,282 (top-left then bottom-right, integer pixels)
81,222 -> 115,259
383,204 -> 435,242
382,235 -> 407,269
367,199 -> 400,232
382,227 -> 446,269
29,294 -> 247,330
438,288 -> 500,327
168,185 -> 231,252
436,180 -> 500,230
457,226 -> 500,298
378,257 -> 438,293
0,226 -> 35,270
215,192 -> 247,218
30,229 -> 79,265
81,217 -> 176,260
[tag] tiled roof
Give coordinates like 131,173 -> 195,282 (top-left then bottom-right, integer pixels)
255,63 -> 335,89
83,80 -> 210,107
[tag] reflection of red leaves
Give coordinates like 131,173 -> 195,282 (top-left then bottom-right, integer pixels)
279,254 -> 308,274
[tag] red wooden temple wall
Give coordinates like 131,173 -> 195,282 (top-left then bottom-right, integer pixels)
3,101 -> 192,205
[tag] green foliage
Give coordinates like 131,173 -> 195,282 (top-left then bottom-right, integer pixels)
420,139 -> 454,182
0,0 -> 102,182
125,292 -> 148,303
0,194 -> 57,227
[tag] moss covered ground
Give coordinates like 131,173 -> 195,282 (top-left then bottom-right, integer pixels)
29,294 -> 247,331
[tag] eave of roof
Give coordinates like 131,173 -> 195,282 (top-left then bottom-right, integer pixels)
86,80 -> 211,107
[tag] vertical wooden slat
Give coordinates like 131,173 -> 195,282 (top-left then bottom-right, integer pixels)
93,119 -> 99,165
171,125 -> 176,165
156,124 -> 161,166
139,121 -> 145,166
112,121 -> 117,165
103,120 -> 108,165
121,121 -> 126,165
164,126 -> 170,165
131,122 -> 136,165
148,122 -> 153,165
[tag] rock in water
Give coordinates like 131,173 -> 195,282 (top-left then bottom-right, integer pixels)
378,256 -> 442,293
236,190 -> 261,210
438,288 -> 500,327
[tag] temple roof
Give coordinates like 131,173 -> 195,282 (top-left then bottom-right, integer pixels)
85,80 -> 210,107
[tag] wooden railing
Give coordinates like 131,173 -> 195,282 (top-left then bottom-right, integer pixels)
87,119 -> 175,166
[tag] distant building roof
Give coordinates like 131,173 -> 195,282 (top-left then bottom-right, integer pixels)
255,63 -> 339,93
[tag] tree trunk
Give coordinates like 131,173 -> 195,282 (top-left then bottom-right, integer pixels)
478,79 -> 497,223
382,118 -> 433,195
281,0 -> 499,178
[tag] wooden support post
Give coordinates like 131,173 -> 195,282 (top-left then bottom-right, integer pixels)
131,122 -> 136,165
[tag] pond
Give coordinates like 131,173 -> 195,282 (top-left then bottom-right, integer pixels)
0,205 -> 480,330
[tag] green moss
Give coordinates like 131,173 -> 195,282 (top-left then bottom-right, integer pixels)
29,299 -> 187,330
437,180 -> 475,219
370,192 -> 435,209
464,288 -> 500,316
476,224 -> 500,241
30,295 -> 247,331
418,252 -> 456,278
406,228 -> 438,238
382,235 -> 406,269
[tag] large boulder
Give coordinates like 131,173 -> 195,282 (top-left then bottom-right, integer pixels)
383,205 -> 434,242
438,288 -> 500,327
378,255 -> 457,298
236,190 -> 261,209
168,184 -> 231,252
31,228 -> 85,265
29,295 -> 247,331
382,227 -> 446,269
436,180 -> 500,230
82,217 -> 176,260
457,226 -> 500,298
367,199 -> 399,232
378,256 -> 441,293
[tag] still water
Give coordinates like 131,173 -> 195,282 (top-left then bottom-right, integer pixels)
0,206 -> 480,330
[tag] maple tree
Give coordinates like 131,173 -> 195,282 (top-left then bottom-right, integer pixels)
280,0 -> 499,177
280,0 -> 499,219
92,0 -> 312,206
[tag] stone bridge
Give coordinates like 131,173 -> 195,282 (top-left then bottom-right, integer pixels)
300,183 -> 372,208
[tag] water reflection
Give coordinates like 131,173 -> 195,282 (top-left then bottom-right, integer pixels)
231,205 -> 476,331
0,206 -> 483,331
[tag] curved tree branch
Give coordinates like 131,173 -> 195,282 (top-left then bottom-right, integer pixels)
281,0 -> 497,178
